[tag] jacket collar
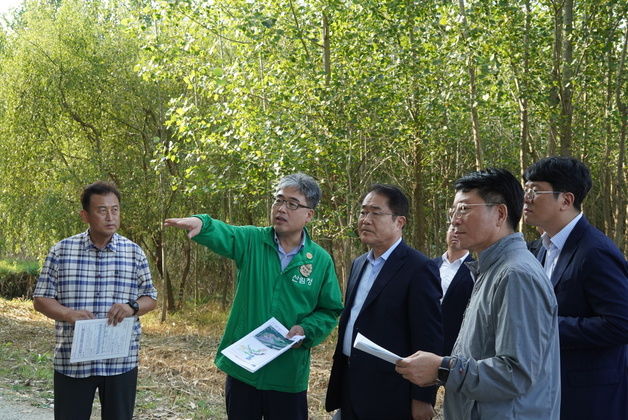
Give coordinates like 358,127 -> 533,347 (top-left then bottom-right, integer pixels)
468,232 -> 525,277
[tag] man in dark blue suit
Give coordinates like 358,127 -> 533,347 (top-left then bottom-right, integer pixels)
523,156 -> 628,420
433,226 -> 474,356
325,184 -> 443,420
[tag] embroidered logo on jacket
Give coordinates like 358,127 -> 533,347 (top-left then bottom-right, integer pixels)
299,264 -> 313,277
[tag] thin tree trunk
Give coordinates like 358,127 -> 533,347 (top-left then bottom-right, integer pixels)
614,27 -> 627,252
548,1 -> 563,155
176,239 -> 192,310
457,0 -> 484,169
518,0 -> 532,174
560,0 -> 574,156
323,13 -> 331,86
412,140 -> 426,252
601,26 -> 615,236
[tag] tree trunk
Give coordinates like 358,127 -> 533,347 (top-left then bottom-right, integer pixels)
518,0 -> 532,174
176,239 -> 192,310
548,1 -> 563,156
559,0 -> 574,156
323,13 -> 331,86
412,139 -> 426,252
457,0 -> 484,169
614,27 -> 627,252
159,225 -> 174,322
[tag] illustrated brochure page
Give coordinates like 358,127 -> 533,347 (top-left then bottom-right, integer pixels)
221,317 -> 305,373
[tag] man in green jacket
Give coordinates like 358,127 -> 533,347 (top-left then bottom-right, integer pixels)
165,173 -> 343,420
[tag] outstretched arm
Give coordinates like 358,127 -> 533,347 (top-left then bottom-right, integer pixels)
164,217 -> 203,238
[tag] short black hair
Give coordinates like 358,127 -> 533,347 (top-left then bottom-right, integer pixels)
364,184 -> 409,218
523,156 -> 592,211
81,181 -> 121,211
454,168 -> 523,230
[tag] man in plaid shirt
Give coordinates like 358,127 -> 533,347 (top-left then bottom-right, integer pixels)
33,181 -> 157,420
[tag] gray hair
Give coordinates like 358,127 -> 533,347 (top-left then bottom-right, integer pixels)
276,173 -> 321,209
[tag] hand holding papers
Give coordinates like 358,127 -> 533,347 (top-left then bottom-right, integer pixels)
70,317 -> 134,363
221,317 -> 305,373
353,332 -> 402,364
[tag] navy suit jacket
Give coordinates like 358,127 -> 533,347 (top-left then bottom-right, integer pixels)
325,241 -> 443,419
537,216 -> 628,420
433,254 -> 474,356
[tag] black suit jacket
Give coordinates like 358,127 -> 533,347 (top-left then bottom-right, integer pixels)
325,241 -> 443,419
433,254 -> 474,356
537,216 -> 628,419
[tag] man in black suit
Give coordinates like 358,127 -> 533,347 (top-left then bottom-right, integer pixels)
325,184 -> 443,420
433,226 -> 474,356
523,156 -> 628,420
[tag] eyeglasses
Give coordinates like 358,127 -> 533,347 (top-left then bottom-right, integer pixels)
523,188 -> 561,202
447,202 -> 502,222
358,210 -> 397,219
272,197 -> 312,211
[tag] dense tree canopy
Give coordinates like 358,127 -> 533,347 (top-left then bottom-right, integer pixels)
0,0 -> 625,309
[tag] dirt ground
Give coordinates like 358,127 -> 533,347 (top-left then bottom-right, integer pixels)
0,299 -> 443,419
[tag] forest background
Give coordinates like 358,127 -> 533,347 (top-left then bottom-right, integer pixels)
0,0 -> 625,315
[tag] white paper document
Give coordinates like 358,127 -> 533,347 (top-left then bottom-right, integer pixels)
221,317 -> 305,373
70,318 -> 134,363
353,332 -> 402,364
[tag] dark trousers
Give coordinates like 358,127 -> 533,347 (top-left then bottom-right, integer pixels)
54,367 -> 137,420
225,375 -> 307,420
339,356 -> 358,420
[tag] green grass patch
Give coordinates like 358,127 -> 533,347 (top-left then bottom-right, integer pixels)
0,259 -> 40,276
0,258 -> 40,299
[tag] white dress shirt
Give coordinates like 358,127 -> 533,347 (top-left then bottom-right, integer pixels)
439,251 -> 470,302
542,212 -> 583,279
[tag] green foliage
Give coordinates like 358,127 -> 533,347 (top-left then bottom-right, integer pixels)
0,259 -> 40,299
0,259 -> 40,276
0,0 -> 625,307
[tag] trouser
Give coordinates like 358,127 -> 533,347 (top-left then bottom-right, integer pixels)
225,375 -> 308,420
339,355 -> 359,420
53,367 -> 137,420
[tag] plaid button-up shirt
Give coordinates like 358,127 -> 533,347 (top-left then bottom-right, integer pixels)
34,230 -> 157,378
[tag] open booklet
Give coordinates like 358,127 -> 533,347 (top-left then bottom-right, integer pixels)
221,317 -> 305,373
353,332 -> 402,364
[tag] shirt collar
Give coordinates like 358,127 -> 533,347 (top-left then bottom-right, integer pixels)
367,237 -> 402,264
442,250 -> 469,265
470,232 -> 525,277
544,212 -> 583,252
273,230 -> 306,254
82,229 -> 118,252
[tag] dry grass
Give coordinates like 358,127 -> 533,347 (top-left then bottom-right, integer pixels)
0,298 -> 443,419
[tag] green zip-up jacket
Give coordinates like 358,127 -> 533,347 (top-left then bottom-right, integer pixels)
192,214 -> 343,392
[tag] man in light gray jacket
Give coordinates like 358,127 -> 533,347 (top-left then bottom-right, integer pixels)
396,168 -> 560,420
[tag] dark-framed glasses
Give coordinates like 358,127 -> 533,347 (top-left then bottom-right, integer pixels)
523,188 -> 561,202
272,197 -> 312,211
447,202 -> 502,222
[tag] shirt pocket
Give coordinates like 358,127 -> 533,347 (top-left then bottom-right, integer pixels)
110,267 -> 138,302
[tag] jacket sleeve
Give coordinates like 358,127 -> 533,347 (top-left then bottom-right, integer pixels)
191,214 -> 258,267
298,258 -> 343,348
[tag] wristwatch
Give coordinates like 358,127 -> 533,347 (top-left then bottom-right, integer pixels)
437,356 -> 454,386
127,299 -> 139,315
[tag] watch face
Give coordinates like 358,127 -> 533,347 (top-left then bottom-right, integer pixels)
129,300 -> 139,313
